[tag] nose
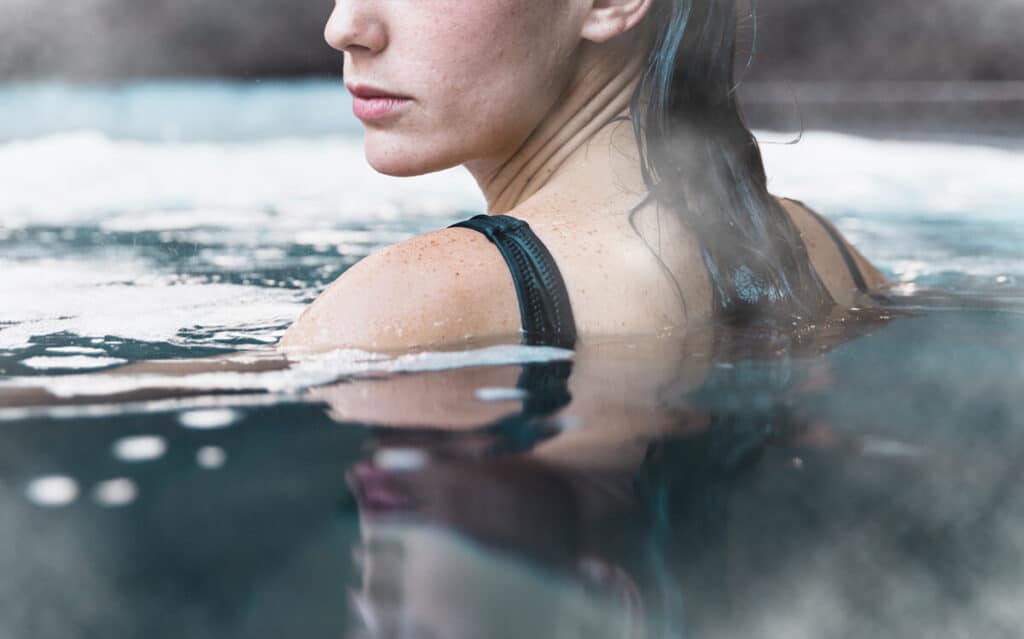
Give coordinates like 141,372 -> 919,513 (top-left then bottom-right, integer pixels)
324,1 -> 388,55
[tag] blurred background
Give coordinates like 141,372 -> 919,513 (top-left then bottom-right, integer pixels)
2,0 -> 1022,81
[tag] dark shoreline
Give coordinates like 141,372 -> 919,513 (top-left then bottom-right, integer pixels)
2,0 -> 1023,83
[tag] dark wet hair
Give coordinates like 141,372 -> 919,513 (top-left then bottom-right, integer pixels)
630,0 -> 832,323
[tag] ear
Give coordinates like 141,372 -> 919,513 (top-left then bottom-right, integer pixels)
579,0 -> 656,44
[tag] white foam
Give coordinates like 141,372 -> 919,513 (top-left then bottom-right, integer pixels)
9,130 -> 1020,233
0,344 -> 573,399
758,131 -> 1024,282
0,131 -> 483,230
760,130 -> 1024,221
0,258 -> 304,349
0,392 -> 282,422
45,346 -> 107,355
21,356 -> 127,370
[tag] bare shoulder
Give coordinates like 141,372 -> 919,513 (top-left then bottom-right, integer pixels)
279,226 -> 520,351
777,197 -> 889,303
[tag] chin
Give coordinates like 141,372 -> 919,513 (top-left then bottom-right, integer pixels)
363,134 -> 459,178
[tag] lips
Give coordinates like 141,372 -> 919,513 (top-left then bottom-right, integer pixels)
346,83 -> 413,122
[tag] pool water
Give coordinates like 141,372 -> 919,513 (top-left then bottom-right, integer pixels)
2,81 -> 1024,638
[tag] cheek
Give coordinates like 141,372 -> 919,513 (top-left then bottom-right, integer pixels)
362,3 -> 577,176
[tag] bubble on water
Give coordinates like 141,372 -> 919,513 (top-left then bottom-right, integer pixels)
196,446 -> 227,469
373,448 -> 428,473
112,435 -> 167,462
25,475 -> 79,507
474,387 -> 529,402
179,408 -> 241,430
93,478 -> 138,507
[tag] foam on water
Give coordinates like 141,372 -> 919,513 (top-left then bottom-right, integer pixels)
760,131 -> 1024,221
0,131 -> 483,229
21,356 -> 128,371
0,344 -> 573,402
761,132 -> 1024,288
3,129 -> 1022,232
0,257 -> 305,350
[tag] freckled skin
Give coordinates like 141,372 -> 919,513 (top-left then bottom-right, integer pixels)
280,0 -> 885,352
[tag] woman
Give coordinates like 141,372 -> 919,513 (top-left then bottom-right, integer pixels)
281,0 -> 887,352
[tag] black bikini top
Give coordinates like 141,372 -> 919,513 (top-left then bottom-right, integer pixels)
449,214 -> 578,349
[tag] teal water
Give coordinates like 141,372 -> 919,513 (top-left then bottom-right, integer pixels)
1,81 -> 1024,638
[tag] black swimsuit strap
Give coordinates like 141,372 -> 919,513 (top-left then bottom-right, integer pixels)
450,214 -> 577,349
787,198 -> 871,294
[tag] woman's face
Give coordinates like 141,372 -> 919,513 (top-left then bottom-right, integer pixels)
325,0 -> 588,177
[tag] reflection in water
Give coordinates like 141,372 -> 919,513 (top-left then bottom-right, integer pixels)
196,445 -> 228,470
1,310 -> 1024,637
93,478 -> 138,508
111,435 -> 168,463
24,474 -> 80,508
341,313 -> 1024,639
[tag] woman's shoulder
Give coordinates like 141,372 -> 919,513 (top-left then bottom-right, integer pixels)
777,197 -> 889,303
279,225 -> 520,351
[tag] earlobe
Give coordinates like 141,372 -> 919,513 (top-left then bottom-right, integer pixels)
580,0 -> 655,44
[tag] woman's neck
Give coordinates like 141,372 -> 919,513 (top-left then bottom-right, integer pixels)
464,44 -> 647,215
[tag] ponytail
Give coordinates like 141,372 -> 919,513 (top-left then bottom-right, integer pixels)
631,0 -> 831,322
